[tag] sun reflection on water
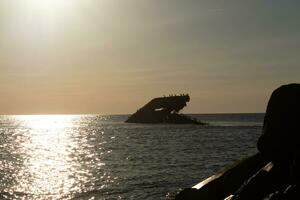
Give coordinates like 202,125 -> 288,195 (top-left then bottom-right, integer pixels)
11,115 -> 80,199
1,115 -> 116,199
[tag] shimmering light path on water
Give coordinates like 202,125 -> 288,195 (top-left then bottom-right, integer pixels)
0,114 -> 263,199
1,115 -> 116,199
12,115 -> 76,197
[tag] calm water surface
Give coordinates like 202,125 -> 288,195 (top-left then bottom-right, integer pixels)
0,114 -> 264,199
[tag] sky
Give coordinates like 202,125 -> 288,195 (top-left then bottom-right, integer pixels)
0,0 -> 299,114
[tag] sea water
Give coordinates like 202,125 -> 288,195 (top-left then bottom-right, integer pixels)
0,114 -> 263,199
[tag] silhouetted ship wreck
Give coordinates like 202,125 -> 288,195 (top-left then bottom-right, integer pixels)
126,94 -> 205,125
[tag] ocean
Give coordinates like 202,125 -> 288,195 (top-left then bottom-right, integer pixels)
0,113 -> 264,199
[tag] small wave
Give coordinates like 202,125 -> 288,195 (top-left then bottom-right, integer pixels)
0,191 -> 63,199
206,122 -> 263,127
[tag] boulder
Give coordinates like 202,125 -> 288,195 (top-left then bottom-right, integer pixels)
175,84 -> 300,200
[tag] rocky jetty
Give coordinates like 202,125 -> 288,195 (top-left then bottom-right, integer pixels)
175,84 -> 300,199
126,94 -> 205,125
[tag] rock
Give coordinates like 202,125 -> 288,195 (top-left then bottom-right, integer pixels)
257,83 -> 300,163
126,94 -> 205,124
175,84 -> 300,200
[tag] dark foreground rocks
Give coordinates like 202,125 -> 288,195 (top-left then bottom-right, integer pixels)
175,84 -> 300,200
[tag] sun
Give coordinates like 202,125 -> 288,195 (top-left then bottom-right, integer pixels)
19,0 -> 75,21
26,0 -> 71,14
10,0 -> 78,42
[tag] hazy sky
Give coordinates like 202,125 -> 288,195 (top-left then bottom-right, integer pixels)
0,0 -> 299,114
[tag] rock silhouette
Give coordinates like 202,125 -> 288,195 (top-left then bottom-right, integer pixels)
175,83 -> 300,200
126,94 -> 205,125
258,84 -> 300,163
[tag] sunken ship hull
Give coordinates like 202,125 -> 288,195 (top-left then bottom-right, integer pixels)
126,95 -> 205,125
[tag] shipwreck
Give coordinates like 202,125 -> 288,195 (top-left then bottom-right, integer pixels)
125,94 -> 205,125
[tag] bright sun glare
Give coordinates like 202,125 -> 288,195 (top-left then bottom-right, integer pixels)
12,115 -> 80,196
26,0 -> 71,14
10,0 -> 78,43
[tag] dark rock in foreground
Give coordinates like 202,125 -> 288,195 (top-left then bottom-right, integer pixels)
175,84 -> 300,199
126,94 -> 205,125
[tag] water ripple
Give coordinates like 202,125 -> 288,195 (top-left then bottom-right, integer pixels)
0,114 -> 263,199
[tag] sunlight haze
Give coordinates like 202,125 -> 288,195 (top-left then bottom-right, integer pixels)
1,0 -> 299,114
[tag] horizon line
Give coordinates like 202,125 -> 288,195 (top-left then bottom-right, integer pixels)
0,112 -> 266,116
